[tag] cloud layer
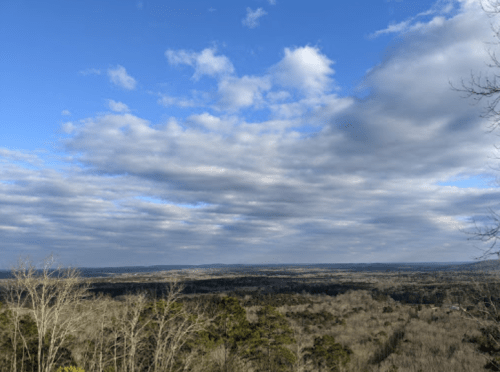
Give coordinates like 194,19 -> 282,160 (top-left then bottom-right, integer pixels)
2,0 -> 500,268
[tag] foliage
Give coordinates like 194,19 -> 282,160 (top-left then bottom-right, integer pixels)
304,334 -> 352,371
188,296 -> 253,369
242,304 -> 297,372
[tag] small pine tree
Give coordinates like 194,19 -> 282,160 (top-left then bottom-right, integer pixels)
243,304 -> 297,372
304,335 -> 352,372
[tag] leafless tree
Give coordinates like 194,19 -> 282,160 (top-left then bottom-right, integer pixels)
1,252 -> 94,372
448,3 -> 500,369
136,278 -> 217,372
449,0 -> 500,261
0,272 -> 38,372
74,277 -> 216,372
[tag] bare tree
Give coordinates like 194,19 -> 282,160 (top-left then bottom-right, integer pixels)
447,2 -> 500,369
137,278 -> 217,372
76,292 -> 127,372
449,0 -> 500,261
74,277 -> 216,372
0,273 -> 38,372
1,253 -> 93,372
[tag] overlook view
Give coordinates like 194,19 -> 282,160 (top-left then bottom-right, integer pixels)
4,0 -> 500,371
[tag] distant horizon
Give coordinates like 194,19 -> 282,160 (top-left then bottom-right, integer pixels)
0,260 -> 488,272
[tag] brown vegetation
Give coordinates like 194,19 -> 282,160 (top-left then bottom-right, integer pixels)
2,255 -> 500,371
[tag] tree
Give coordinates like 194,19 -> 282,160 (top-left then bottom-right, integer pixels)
303,335 -> 352,372
242,304 -> 296,372
129,278 -> 216,372
450,0 -> 500,261
0,252 -> 93,372
191,296 -> 253,371
448,1 -> 500,369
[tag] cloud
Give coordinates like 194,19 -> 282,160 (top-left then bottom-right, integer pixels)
61,110 -> 71,116
162,45 -> 336,112
165,47 -> 235,81
266,45 -> 337,97
3,0 -> 500,267
268,0 -> 276,4
157,94 -> 200,108
242,7 -> 268,29
0,148 -> 44,167
108,99 -> 131,113
61,122 -> 75,134
214,75 -> 272,112
368,0 -> 460,39
108,65 -> 137,90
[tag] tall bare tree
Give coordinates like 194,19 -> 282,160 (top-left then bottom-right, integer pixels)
448,1 -> 500,369
450,0 -> 500,261
1,252 -> 93,372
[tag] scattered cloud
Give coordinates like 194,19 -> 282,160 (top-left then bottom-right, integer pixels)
61,122 -> 75,134
0,148 -> 44,167
242,7 -> 268,29
107,65 -> 137,90
107,99 -> 131,113
61,110 -> 71,116
368,0 -> 459,39
165,47 -> 235,81
266,45 -> 337,97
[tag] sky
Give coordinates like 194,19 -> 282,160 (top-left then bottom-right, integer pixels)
2,0 -> 500,269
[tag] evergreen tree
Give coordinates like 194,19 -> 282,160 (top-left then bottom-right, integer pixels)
242,304 -> 296,372
304,334 -> 352,372
190,296 -> 253,370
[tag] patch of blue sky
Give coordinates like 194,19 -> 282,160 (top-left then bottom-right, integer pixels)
436,174 -> 499,189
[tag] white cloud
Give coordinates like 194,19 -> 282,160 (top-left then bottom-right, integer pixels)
185,112 -> 235,132
368,0 -> 462,39
214,75 -> 272,112
242,7 -> 268,29
108,99 -> 131,113
165,47 -> 235,81
61,122 -> 75,134
0,148 -> 44,167
268,0 -> 276,4
266,91 -> 291,103
61,110 -> 71,116
162,44 -> 337,113
267,45 -> 337,96
108,65 -> 137,90
157,93 -> 202,108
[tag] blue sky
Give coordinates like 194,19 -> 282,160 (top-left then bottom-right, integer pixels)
2,0 -> 500,269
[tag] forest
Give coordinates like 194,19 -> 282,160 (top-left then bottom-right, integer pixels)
1,255 -> 500,371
